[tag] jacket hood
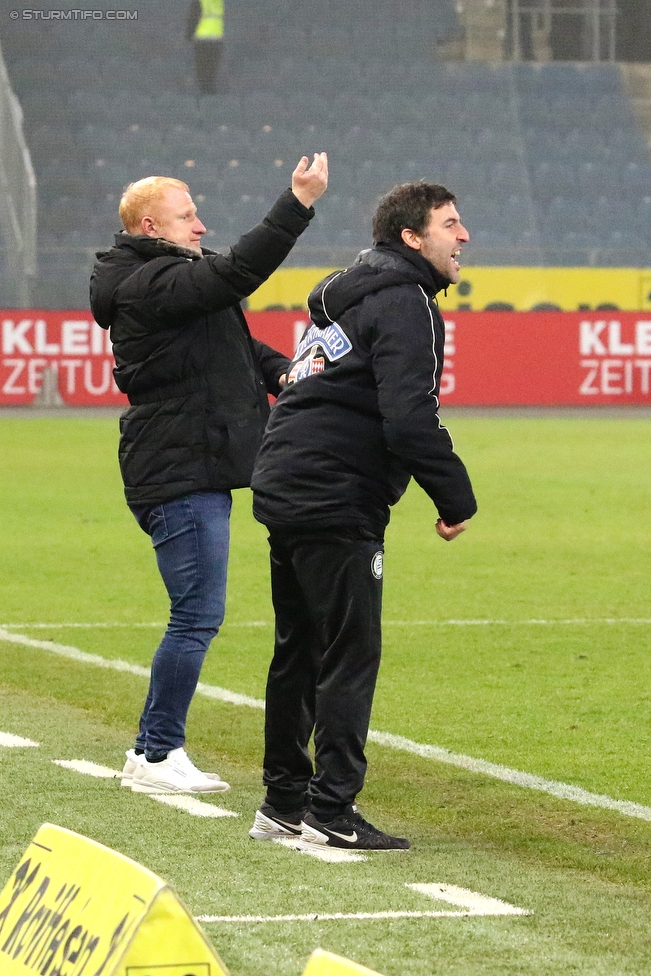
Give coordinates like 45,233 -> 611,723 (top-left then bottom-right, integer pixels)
307,242 -> 451,328
89,232 -> 214,330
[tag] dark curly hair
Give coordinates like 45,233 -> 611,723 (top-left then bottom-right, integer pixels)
372,182 -> 457,245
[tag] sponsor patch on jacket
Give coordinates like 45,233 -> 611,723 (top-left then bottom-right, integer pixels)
286,322 -> 352,386
294,322 -> 352,362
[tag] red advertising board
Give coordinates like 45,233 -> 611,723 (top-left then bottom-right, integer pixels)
0,311 -> 125,406
440,311 -> 651,405
2,309 -> 651,406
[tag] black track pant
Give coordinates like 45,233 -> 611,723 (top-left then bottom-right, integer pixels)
262,527 -> 384,820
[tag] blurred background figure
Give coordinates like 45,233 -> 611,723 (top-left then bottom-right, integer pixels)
187,0 -> 224,95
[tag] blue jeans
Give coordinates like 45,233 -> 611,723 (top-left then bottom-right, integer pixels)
129,491 -> 232,757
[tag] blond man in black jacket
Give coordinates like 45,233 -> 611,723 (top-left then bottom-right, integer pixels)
90,153 -> 327,795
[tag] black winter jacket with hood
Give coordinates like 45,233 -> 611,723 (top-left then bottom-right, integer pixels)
251,241 -> 477,536
90,189 -> 311,505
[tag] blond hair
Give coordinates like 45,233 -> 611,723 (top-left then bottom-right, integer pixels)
119,176 -> 190,234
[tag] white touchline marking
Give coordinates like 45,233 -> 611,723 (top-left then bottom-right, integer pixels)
196,910 -> 507,923
0,627 -> 263,709
273,836 -> 366,863
51,759 -> 238,818
407,883 -> 530,916
0,622 -> 166,629
53,759 -> 120,779
0,732 -> 39,748
197,882 -> 531,924
0,621 -> 269,629
384,618 -> 651,626
195,680 -> 264,710
3,618 -> 651,629
5,627 -> 651,823
365,729 -> 651,821
0,627 -> 151,677
148,794 -> 238,818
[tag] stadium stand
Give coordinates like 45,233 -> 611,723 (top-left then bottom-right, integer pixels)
0,0 -> 649,308
0,35 -> 36,306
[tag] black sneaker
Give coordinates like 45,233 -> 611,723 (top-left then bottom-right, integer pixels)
249,802 -> 306,840
301,807 -> 410,851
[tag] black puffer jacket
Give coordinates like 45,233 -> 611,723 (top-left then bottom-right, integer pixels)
90,189 -> 311,505
252,242 -> 477,535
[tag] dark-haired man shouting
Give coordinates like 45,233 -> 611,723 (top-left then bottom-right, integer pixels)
249,182 -> 477,851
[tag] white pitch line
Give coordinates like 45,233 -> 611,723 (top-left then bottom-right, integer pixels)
197,910 -> 501,923
0,621 -> 269,629
0,626 -> 263,708
5,627 -> 651,823
366,729 -> 651,821
198,882 -> 531,923
53,759 -> 120,779
3,618 -> 651,629
2,622 -> 166,629
273,836 -> 366,863
0,627 -> 151,677
148,794 -> 238,819
384,618 -> 651,626
51,759 -> 238,819
0,732 -> 39,748
407,883 -> 529,915
195,679 -> 264,710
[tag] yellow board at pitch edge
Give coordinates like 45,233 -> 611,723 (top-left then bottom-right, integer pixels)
0,822 -> 229,976
0,823 -> 385,976
303,948 -> 385,976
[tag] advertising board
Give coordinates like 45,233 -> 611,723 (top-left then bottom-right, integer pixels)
2,310 -> 650,406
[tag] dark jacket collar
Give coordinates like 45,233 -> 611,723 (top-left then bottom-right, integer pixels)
308,241 -> 450,328
362,241 -> 451,296
102,231 -> 216,261
91,233 -> 216,328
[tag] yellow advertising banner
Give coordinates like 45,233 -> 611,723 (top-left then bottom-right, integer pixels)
247,267 -> 651,313
302,949 -> 385,976
0,822 -> 229,976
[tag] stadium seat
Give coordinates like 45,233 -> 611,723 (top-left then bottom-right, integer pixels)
2,0 -> 650,304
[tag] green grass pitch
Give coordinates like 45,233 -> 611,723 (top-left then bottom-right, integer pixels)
1,410 -> 651,976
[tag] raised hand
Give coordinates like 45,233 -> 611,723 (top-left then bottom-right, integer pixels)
291,152 -> 328,209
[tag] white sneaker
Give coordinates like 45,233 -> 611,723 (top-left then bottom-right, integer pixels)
121,747 -> 228,790
130,747 -> 231,794
120,748 -> 141,788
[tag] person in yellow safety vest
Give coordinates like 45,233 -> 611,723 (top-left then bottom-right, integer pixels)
186,0 -> 224,95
